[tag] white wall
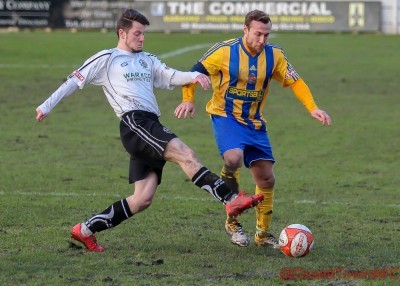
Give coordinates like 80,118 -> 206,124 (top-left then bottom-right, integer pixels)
380,0 -> 400,33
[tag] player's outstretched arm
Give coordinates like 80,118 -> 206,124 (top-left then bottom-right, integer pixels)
289,79 -> 332,126
311,109 -> 331,126
35,108 -> 47,122
191,74 -> 210,91
175,76 -> 203,119
35,78 -> 80,123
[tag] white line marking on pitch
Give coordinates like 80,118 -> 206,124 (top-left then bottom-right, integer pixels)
0,191 -> 398,208
158,43 -> 213,59
0,43 -> 213,69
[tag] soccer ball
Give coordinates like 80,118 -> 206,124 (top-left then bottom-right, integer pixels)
279,224 -> 314,258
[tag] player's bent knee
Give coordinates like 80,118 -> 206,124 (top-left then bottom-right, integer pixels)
138,198 -> 153,211
224,160 -> 242,169
143,199 -> 153,208
257,176 -> 275,189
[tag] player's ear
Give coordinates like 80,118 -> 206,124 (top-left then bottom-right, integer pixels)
243,25 -> 249,36
118,28 -> 126,39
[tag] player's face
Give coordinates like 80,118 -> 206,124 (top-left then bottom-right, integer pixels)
243,20 -> 272,54
118,21 -> 145,53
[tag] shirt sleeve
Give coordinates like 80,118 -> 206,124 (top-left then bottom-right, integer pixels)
290,78 -> 318,112
37,51 -> 109,114
180,44 -> 223,103
70,50 -> 110,88
200,45 -> 224,76
170,70 -> 201,86
272,47 -> 300,87
182,83 -> 197,103
270,47 -> 317,112
149,54 -> 201,89
36,78 -> 79,114
149,54 -> 177,89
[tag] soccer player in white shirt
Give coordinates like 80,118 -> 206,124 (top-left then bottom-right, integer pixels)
35,9 -> 264,252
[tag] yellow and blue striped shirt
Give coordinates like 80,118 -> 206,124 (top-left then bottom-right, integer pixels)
184,37 -> 307,131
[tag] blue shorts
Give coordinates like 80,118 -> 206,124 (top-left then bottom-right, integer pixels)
211,115 -> 275,168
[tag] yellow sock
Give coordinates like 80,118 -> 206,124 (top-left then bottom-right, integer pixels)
221,164 -> 240,222
255,186 -> 274,233
220,164 -> 240,193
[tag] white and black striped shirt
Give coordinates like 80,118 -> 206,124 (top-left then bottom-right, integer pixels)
38,48 -> 200,119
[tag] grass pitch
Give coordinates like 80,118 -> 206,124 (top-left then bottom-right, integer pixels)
0,31 -> 399,285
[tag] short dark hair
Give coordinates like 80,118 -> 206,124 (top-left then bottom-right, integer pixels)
116,9 -> 150,36
244,10 -> 271,28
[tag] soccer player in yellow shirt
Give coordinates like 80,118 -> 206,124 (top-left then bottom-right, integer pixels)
175,10 -> 331,248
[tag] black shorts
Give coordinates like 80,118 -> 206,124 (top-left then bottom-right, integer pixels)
120,110 -> 177,185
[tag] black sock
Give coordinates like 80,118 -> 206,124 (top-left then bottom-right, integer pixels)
192,167 -> 234,204
85,198 -> 133,233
